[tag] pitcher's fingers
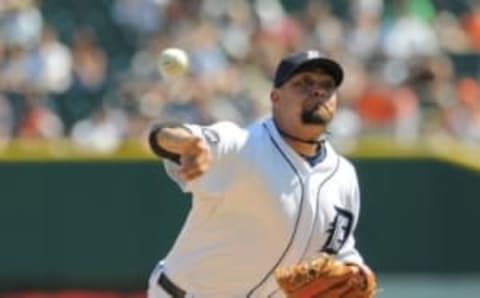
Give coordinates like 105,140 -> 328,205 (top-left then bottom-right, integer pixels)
180,153 -> 209,171
188,137 -> 209,155
179,167 -> 204,181
195,151 -> 212,165
179,162 -> 209,179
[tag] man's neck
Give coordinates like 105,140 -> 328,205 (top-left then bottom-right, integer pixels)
284,137 -> 321,156
274,121 -> 325,157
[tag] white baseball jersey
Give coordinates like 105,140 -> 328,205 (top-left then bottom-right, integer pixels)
151,117 -> 364,298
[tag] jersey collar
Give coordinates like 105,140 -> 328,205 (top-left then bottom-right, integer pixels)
264,118 -> 339,174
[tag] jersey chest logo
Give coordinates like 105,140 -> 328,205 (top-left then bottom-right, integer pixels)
321,206 -> 354,254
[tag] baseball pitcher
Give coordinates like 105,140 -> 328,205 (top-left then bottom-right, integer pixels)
147,50 -> 377,298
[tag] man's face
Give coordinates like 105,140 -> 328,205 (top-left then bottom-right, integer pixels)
272,70 -> 338,129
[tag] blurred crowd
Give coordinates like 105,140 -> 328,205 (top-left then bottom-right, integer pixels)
0,0 -> 479,153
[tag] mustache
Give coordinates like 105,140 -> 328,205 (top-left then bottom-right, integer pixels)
301,108 -> 329,125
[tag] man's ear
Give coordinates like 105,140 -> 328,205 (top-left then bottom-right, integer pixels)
270,90 -> 279,103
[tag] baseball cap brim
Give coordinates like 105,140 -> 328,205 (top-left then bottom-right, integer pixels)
275,58 -> 344,88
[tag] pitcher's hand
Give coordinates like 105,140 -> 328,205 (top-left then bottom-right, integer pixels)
155,127 -> 212,181
177,136 -> 212,180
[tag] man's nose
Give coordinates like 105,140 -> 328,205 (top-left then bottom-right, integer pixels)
310,87 -> 328,99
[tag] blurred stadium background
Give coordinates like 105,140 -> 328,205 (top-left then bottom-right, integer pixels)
0,0 -> 479,297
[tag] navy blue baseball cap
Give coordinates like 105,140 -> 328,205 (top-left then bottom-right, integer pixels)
273,50 -> 344,88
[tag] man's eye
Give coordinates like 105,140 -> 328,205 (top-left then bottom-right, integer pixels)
320,82 -> 335,91
291,78 -> 336,92
293,81 -> 306,88
302,78 -> 315,86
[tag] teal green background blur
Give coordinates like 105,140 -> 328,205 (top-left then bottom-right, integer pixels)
0,159 -> 479,297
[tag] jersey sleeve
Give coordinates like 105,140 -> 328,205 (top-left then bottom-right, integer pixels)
163,121 -> 248,195
335,163 -> 364,265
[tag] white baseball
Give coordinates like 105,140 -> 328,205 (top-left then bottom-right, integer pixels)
158,48 -> 190,77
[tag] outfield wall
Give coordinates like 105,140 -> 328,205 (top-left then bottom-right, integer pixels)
0,159 -> 478,290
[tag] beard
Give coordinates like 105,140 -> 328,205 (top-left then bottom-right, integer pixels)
301,105 -> 332,125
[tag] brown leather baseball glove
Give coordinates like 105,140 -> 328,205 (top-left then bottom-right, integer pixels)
275,254 -> 377,298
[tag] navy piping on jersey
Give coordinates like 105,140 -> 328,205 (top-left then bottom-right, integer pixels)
247,123 -> 306,297
299,156 -> 340,261
267,154 -> 341,298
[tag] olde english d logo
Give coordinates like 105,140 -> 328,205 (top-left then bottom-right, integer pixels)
322,206 -> 354,254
